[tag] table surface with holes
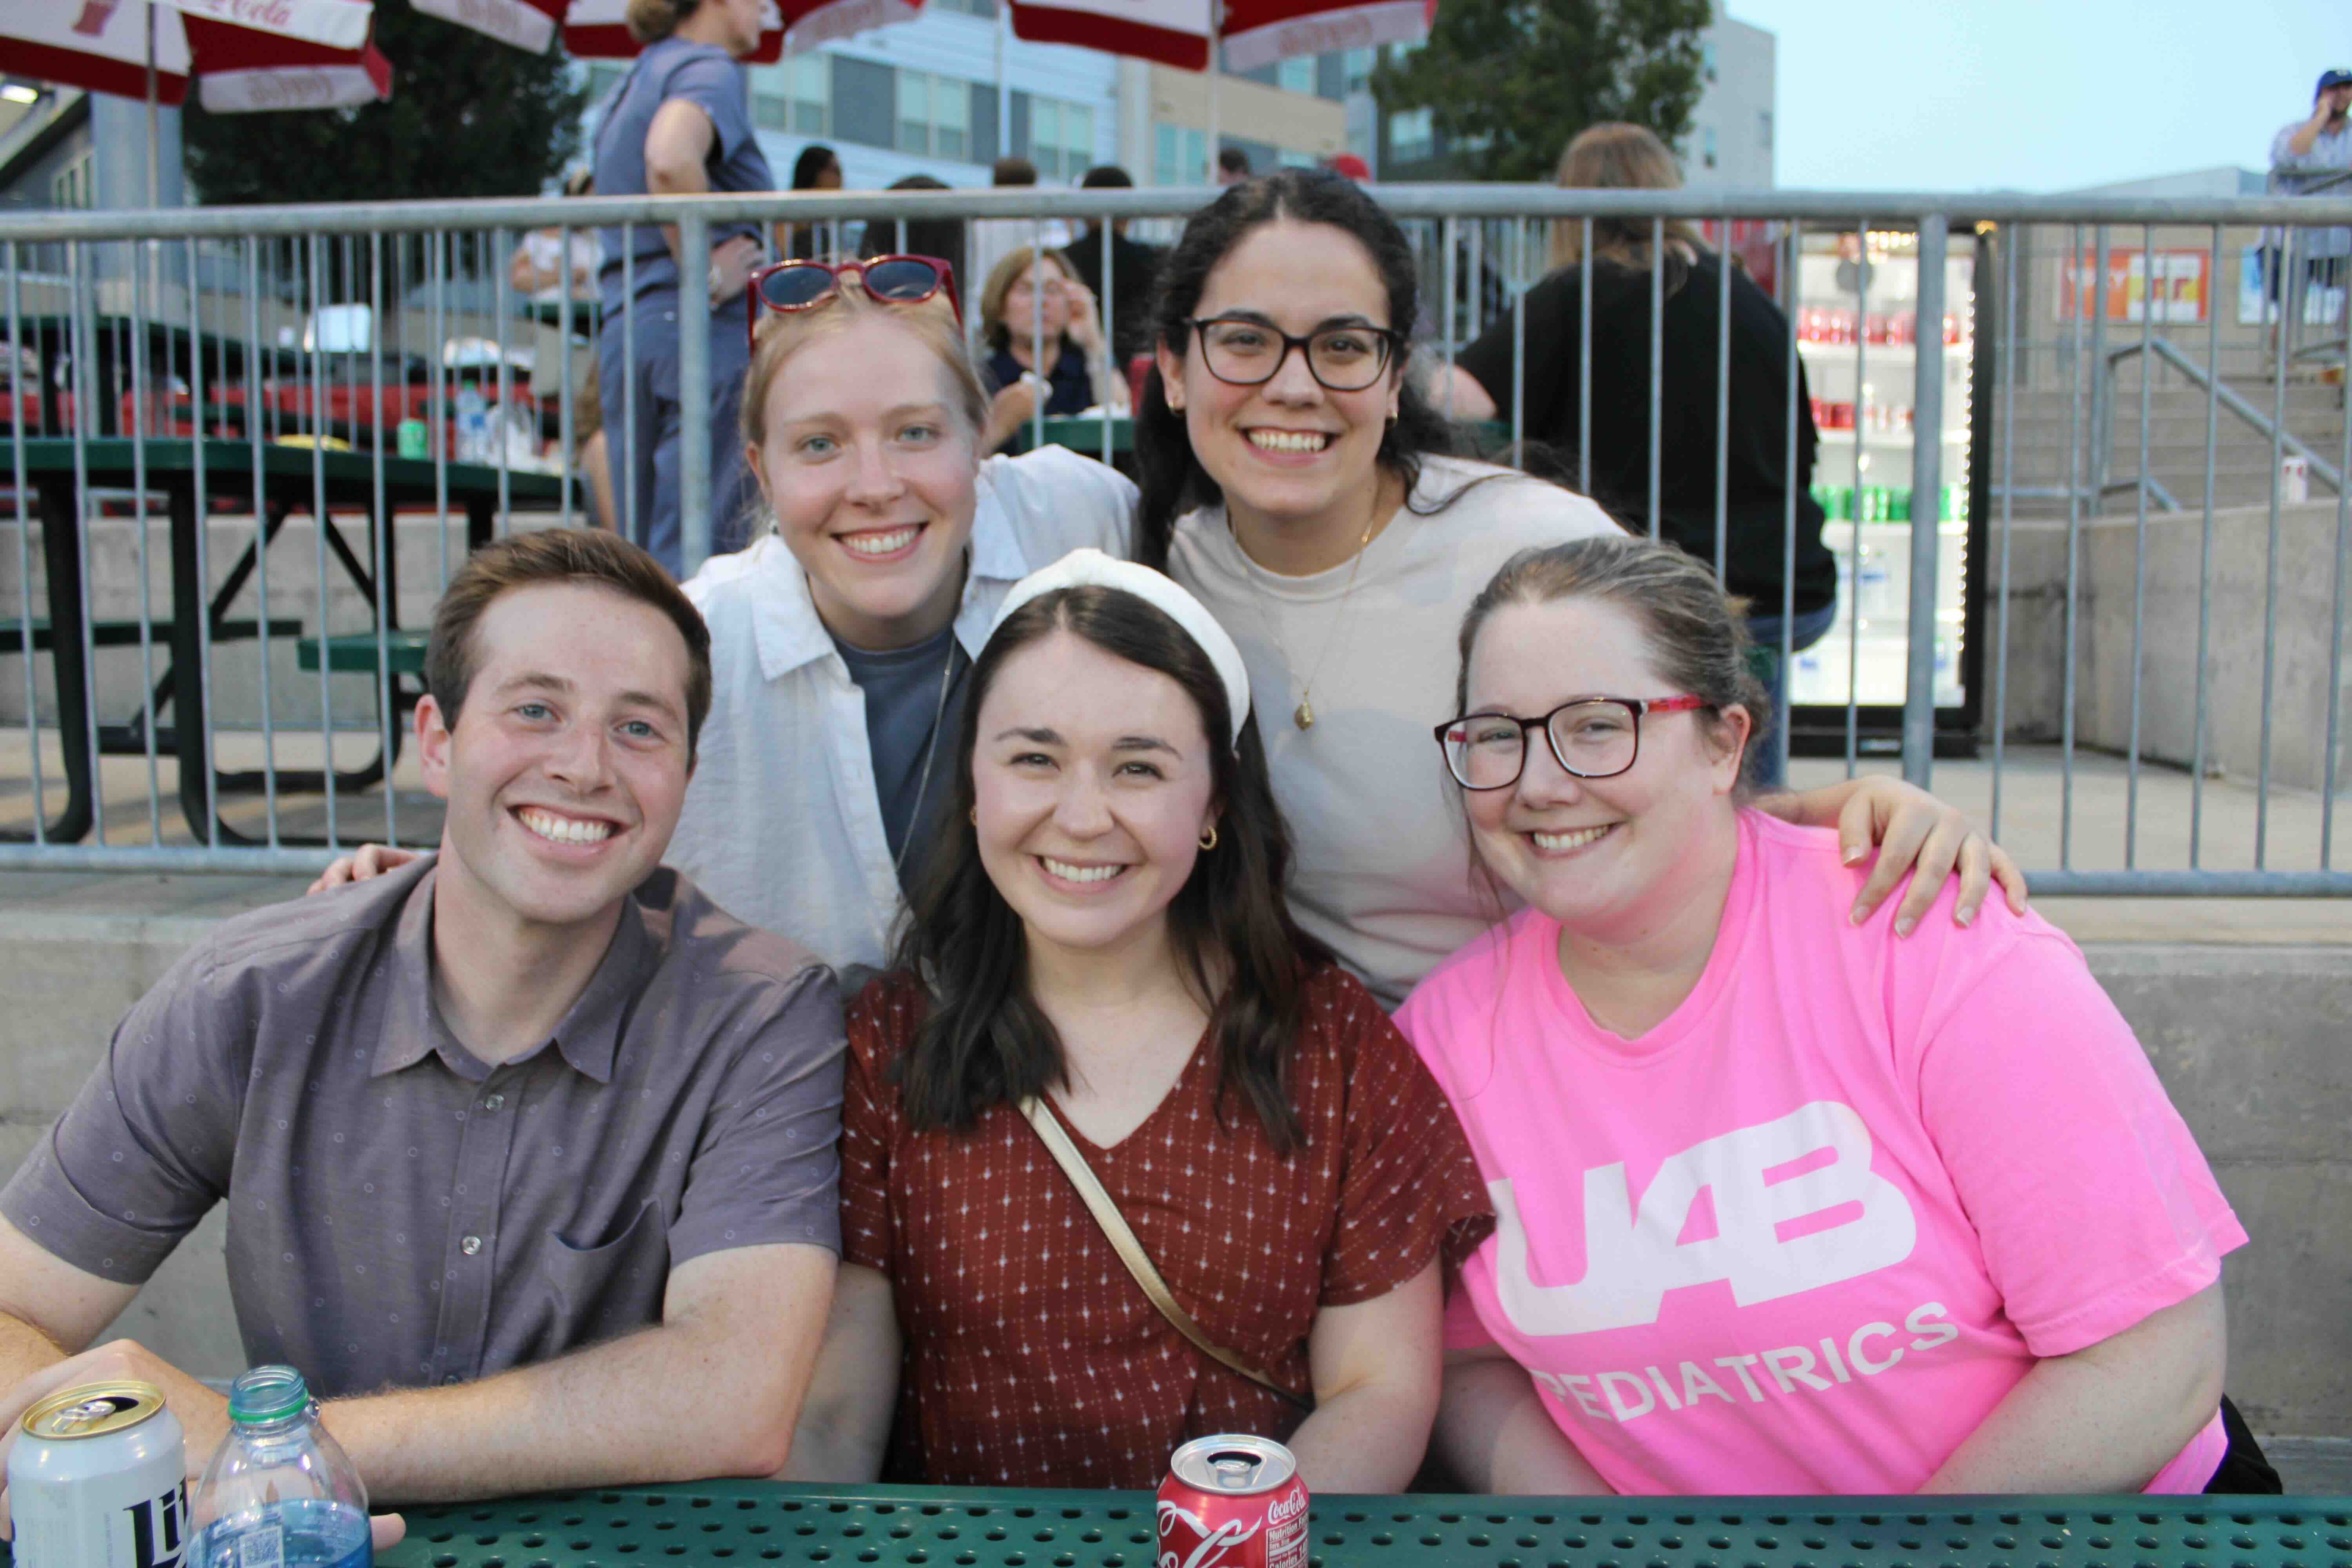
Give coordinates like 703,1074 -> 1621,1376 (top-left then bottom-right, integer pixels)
339,1483 -> 2352,1568
1,1481 -> 2344,1568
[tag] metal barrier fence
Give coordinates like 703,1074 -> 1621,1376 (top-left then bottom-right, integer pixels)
0,185 -> 2347,891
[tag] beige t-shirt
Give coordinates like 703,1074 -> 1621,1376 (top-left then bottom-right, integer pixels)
1169,456 -> 1623,1009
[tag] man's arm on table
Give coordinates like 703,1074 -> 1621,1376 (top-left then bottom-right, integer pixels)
330,1240 -> 837,1500
0,1226 -> 835,1506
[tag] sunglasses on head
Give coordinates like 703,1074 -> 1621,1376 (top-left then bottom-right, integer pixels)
745,255 -> 962,348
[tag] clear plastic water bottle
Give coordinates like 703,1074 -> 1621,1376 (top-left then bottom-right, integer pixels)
191,1367 -> 371,1568
454,379 -> 489,465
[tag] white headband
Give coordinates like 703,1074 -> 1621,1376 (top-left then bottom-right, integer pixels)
987,548 -> 1253,746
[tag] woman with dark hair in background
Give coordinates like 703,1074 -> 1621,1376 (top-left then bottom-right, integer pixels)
590,0 -> 773,573
786,551 -> 1489,1490
859,173 -> 966,279
1436,123 -> 1838,789
1134,168 -> 2013,1011
783,142 -> 844,261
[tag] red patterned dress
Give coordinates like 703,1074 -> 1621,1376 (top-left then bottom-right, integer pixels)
842,964 -> 1492,1488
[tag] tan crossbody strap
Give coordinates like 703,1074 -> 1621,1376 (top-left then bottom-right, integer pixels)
1019,1095 -> 1314,1413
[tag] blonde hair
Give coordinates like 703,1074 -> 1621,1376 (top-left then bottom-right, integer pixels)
739,285 -> 991,529
624,0 -> 692,44
978,245 -> 1076,354
1548,122 -> 1708,276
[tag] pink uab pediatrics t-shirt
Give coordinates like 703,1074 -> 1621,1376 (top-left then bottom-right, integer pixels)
1396,811 -> 2243,1495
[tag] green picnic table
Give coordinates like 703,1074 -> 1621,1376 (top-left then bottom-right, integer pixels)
4,1476 -> 2333,1561
0,1480 -> 2344,1567
372,1485 -> 2352,1568
4,436 -> 570,847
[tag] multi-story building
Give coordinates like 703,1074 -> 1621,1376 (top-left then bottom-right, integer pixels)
1367,0 -> 1777,188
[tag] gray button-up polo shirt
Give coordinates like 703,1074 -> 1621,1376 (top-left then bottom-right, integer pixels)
1,858 -> 843,1399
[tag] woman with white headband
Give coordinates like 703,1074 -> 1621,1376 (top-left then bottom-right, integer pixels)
785,549 -> 1491,1492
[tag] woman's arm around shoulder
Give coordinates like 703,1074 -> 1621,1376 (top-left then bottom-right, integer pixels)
1756,774 -> 2027,933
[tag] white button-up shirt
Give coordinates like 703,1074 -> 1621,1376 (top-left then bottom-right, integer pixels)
676,445 -> 1137,982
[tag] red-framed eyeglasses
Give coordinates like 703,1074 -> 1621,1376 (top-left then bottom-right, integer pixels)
745,255 -> 962,349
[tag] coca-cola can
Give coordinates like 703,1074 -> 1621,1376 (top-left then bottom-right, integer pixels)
8,1381 -> 189,1568
1156,1434 -> 1309,1568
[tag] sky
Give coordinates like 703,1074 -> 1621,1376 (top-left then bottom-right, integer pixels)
1729,0 -> 2347,192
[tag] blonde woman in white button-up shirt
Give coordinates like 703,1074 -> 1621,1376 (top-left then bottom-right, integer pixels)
314,272 -> 1133,984
675,273 -> 1134,981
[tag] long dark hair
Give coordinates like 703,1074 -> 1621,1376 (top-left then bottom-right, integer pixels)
1134,168 -> 1459,569
890,585 -> 1333,1153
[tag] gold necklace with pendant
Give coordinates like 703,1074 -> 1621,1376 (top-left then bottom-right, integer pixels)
1228,504 -> 1383,731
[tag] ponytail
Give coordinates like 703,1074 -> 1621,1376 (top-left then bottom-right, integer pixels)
624,0 -> 693,44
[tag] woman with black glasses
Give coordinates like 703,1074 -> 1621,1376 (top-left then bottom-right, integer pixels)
1397,534 -> 2273,1497
1136,170 -> 2026,1011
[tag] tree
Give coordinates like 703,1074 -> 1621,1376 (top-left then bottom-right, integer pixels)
1371,0 -> 1710,181
183,0 -> 588,206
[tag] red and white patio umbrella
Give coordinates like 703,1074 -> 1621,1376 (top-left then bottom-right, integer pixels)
0,0 -> 389,111
1218,0 -> 1431,72
561,0 -> 785,63
559,0 -> 920,64
1002,0 -> 1432,172
1005,0 -> 1207,68
411,0 -> 564,52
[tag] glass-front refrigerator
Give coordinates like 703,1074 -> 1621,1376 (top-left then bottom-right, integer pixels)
1786,226 -> 1982,753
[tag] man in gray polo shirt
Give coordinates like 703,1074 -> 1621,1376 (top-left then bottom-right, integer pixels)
0,530 -> 844,1512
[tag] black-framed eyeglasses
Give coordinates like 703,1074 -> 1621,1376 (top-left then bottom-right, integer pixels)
1184,316 -> 1403,392
1434,695 -> 1709,790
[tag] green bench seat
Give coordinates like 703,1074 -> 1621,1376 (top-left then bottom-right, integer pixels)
296,629 -> 429,675
3,616 -> 301,652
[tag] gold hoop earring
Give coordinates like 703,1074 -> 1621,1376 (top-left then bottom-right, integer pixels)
1198,824 -> 1219,851
969,806 -> 978,825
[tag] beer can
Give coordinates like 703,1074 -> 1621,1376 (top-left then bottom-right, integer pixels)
1156,1434 -> 1309,1568
396,418 -> 430,460
10,1382 -> 189,1568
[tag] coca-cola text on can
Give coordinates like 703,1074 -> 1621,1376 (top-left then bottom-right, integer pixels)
1156,1433 -> 1309,1568
9,1381 -> 189,1568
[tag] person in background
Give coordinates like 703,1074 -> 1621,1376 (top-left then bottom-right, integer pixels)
860,172 -> 966,277
510,167 -> 603,303
783,143 -> 845,262
787,551 -> 1489,1491
1136,169 -> 2010,1011
1216,146 -> 1252,185
0,531 -> 843,1517
592,0 -> 774,575
1435,123 -> 1837,792
978,245 -> 1114,441
1402,534 -> 2277,1498
2267,67 -> 2352,319
970,155 -> 1070,304
1065,164 -> 1166,366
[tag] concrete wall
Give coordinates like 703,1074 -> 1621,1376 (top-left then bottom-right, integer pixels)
1989,502 -> 2352,792
0,906 -> 2345,1440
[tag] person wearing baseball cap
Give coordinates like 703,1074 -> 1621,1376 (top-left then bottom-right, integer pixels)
2268,68 -> 2352,317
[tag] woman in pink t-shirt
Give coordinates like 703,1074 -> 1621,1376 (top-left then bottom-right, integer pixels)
1396,534 -> 2275,1497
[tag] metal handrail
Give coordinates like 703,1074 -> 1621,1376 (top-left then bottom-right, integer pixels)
2103,334 -> 2346,496
3,185 -> 2352,245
